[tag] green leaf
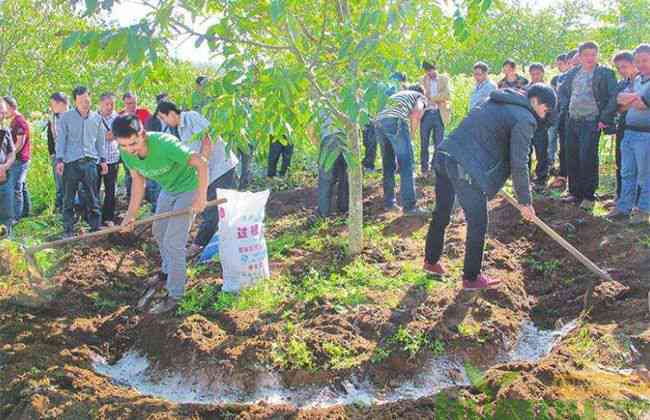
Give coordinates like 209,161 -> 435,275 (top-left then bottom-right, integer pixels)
62,32 -> 81,50
85,0 -> 98,15
270,0 -> 286,23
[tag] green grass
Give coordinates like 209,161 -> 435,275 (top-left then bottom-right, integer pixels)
323,342 -> 357,369
389,326 -> 428,359
271,334 -> 316,371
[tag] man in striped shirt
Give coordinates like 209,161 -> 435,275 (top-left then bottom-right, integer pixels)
374,86 -> 428,216
98,93 -> 120,226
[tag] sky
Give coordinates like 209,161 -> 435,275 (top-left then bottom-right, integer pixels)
110,0 -> 601,66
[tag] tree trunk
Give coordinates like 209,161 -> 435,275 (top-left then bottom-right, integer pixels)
347,124 -> 363,256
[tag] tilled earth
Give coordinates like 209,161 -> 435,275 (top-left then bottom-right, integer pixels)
1,179 -> 650,419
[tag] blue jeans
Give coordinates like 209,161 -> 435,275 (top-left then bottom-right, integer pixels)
425,153 -> 487,280
51,156 -> 63,211
566,118 -> 600,201
10,159 -> 31,221
193,169 -> 237,247
375,117 -> 417,210
547,121 -> 559,168
145,180 -> 161,212
62,158 -> 102,234
0,177 -> 14,235
318,134 -> 349,217
617,130 -> 650,214
420,109 -> 444,172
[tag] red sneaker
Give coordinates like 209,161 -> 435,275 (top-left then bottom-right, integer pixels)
462,274 -> 501,291
423,261 -> 446,276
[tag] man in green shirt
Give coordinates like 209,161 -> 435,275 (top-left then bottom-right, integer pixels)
113,115 -> 208,314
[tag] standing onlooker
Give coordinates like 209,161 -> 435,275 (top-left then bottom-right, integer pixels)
191,76 -> 210,112
157,101 -> 239,253
498,59 -> 529,90
0,99 -> 15,236
610,51 -> 638,201
548,54 -> 570,178
267,135 -> 293,178
317,110 -> 348,217
97,93 -> 120,226
121,92 -> 157,203
3,96 -> 31,222
55,86 -> 107,237
469,61 -> 497,110
374,86 -> 428,216
559,41 -> 618,210
362,72 -> 407,172
526,65 -> 553,190
609,44 -> 650,224
419,61 -> 451,175
47,92 -> 69,212
549,50 -> 579,190
121,92 -> 151,126
145,93 -> 169,132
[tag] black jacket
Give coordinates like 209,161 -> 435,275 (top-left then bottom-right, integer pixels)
440,89 -> 537,205
558,64 -> 618,125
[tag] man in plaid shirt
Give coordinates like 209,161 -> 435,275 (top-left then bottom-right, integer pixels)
98,93 -> 120,226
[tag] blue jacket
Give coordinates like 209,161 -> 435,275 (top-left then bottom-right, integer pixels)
440,89 -> 537,205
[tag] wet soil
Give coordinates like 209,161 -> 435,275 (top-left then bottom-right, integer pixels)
1,179 -> 650,419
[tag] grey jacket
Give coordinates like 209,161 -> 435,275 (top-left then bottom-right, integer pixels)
55,108 -> 106,163
440,89 -> 537,205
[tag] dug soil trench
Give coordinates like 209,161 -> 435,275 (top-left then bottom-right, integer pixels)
1,181 -> 650,419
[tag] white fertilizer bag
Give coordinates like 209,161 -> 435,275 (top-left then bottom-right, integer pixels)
217,189 -> 271,293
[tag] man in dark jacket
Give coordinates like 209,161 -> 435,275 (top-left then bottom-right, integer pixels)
558,41 -> 618,210
423,86 -> 557,290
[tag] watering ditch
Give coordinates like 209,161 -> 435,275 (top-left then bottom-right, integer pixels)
91,320 -> 577,408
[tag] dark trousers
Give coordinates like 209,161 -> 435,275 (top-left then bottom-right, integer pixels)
0,177 -> 14,235
193,169 -> 237,247
362,123 -> 378,170
318,134 -> 349,217
268,141 -> 293,177
529,127 -> 550,184
566,118 -> 601,201
10,159 -> 31,220
425,154 -> 487,280
420,109 -> 444,172
97,162 -> 119,223
63,158 -> 101,233
238,145 -> 253,190
616,127 -> 624,199
557,116 -> 567,177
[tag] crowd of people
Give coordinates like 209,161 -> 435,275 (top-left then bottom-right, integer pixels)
0,40 -> 648,313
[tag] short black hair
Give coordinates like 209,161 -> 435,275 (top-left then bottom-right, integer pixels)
556,53 -> 568,62
2,96 -> 17,109
578,41 -> 599,53
50,92 -> 68,104
156,101 -> 182,116
634,43 -> 650,56
407,85 -> 424,94
72,86 -> 89,100
527,83 -> 557,110
473,61 -> 489,73
422,61 -> 436,71
502,59 -> 516,69
529,63 -> 545,73
155,93 -> 169,103
112,114 -> 143,139
613,50 -> 634,64
567,49 -> 578,59
122,92 -> 136,101
100,92 -> 115,102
